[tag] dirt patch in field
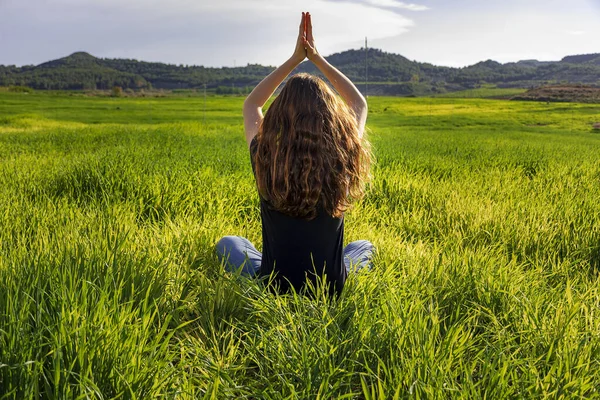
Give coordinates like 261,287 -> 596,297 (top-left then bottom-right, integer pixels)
512,85 -> 600,104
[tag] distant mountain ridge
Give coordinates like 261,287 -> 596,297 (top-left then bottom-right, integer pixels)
561,54 -> 600,64
1,49 -> 599,95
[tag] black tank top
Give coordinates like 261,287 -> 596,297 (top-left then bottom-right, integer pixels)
250,138 -> 347,295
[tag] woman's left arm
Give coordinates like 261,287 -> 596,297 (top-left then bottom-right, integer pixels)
243,13 -> 307,147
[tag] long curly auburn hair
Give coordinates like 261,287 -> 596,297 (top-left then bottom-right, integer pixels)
253,73 -> 371,220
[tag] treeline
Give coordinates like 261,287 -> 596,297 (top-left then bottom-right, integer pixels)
1,49 -> 599,95
0,52 -> 273,91
297,49 -> 600,89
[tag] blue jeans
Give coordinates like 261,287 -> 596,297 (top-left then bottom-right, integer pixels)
215,236 -> 375,277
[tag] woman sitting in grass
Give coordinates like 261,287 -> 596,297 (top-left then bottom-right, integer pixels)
216,12 -> 374,295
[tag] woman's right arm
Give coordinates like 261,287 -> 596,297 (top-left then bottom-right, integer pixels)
303,13 -> 368,137
243,13 -> 307,148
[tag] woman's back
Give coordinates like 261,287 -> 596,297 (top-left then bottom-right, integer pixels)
250,137 -> 347,294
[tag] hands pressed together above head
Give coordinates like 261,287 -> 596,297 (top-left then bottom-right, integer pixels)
293,12 -> 319,63
243,12 -> 367,146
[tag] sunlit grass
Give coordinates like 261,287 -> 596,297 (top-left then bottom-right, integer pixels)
433,87 -> 527,99
1,91 -> 600,398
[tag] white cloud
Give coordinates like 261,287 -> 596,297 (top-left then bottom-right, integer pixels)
108,0 -> 416,65
0,0 -> 416,66
565,30 -> 585,35
364,0 -> 430,11
30,0 -> 414,43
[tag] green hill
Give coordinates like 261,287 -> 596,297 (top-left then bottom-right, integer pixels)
1,48 -> 599,95
1,52 -> 147,90
561,53 -> 600,64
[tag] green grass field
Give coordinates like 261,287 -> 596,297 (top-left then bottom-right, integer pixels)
1,91 -> 600,398
432,87 -> 528,99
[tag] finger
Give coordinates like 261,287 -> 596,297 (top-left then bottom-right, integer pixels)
299,12 -> 305,36
303,12 -> 307,37
307,12 -> 313,41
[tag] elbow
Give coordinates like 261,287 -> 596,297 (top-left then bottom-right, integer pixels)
243,97 -> 252,111
354,94 -> 367,112
354,99 -> 367,118
243,96 -> 261,111
359,94 -> 368,110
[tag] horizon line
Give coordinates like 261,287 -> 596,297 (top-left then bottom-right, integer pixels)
2,48 -> 599,70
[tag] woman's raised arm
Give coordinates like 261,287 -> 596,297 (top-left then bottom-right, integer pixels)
243,13 -> 308,147
303,13 -> 368,137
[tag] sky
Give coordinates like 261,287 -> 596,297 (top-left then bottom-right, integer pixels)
1,0 -> 599,68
